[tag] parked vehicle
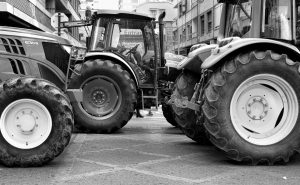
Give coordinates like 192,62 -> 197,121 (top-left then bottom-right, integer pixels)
0,26 -> 79,166
170,0 -> 300,164
59,10 -> 181,131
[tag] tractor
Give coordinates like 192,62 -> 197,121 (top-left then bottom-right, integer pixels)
59,10 -> 180,131
0,26 -> 81,166
170,0 -> 300,164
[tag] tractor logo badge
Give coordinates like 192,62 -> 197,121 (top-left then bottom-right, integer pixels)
24,41 -> 39,45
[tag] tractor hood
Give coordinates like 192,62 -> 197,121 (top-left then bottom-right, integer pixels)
164,52 -> 186,68
0,26 -> 71,45
176,44 -> 217,73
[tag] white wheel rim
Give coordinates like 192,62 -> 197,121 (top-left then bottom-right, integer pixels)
0,99 -> 52,149
230,74 -> 298,145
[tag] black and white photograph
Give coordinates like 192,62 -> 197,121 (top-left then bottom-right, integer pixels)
0,0 -> 300,184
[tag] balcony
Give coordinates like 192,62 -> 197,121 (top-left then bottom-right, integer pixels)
0,0 -> 54,31
55,0 -> 80,20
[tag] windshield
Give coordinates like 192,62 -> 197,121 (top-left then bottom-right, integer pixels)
93,17 -> 155,57
225,0 -> 252,38
263,0 -> 292,40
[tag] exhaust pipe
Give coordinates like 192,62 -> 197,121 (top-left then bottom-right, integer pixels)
158,11 -> 166,66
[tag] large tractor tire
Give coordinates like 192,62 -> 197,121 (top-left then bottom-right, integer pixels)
203,50 -> 300,165
161,97 -> 178,127
0,77 -> 73,167
69,59 -> 136,133
172,72 -> 209,144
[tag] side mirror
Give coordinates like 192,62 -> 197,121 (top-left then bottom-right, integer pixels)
85,8 -> 92,20
86,36 -> 91,49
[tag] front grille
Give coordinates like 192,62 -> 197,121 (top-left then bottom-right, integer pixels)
8,58 -> 26,75
42,42 -> 69,74
0,37 -> 26,55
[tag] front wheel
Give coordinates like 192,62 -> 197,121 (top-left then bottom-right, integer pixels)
69,59 -> 136,133
203,50 -> 300,165
0,77 -> 73,167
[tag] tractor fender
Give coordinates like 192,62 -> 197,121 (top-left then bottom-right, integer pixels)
85,52 -> 139,85
177,44 -> 217,74
201,38 -> 300,69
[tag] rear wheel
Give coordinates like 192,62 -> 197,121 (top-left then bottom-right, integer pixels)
172,72 -> 209,144
0,77 -> 73,167
69,59 -> 136,133
203,50 -> 300,164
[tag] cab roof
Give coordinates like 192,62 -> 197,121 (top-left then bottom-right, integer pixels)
94,9 -> 154,21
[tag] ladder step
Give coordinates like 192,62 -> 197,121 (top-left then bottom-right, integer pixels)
143,96 -> 158,98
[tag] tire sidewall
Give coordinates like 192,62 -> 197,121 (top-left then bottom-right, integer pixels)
0,78 -> 70,161
213,53 -> 300,157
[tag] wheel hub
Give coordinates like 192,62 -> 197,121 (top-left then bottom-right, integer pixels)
92,90 -> 107,105
17,112 -> 37,134
230,74 -> 298,145
82,77 -> 120,117
0,99 -> 52,149
246,96 -> 269,120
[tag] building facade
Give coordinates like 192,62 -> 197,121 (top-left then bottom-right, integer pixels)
0,0 -> 82,46
119,0 -> 174,11
172,0 -> 222,55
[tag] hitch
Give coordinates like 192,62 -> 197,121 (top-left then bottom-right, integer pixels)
168,94 -> 200,111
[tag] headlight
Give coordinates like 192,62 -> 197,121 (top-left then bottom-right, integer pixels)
62,45 -> 72,54
71,46 -> 87,60
62,45 -> 86,60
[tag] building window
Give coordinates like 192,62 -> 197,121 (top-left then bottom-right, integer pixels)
179,0 -> 186,17
182,26 -> 186,42
200,15 -> 205,36
187,22 -> 192,40
159,9 -> 165,15
207,10 -> 212,33
150,9 -> 157,18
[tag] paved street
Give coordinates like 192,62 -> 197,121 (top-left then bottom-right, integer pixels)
1,109 -> 300,185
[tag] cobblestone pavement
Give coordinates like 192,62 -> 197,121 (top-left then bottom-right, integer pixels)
1,109 -> 300,185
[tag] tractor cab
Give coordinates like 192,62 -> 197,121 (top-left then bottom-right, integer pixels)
88,10 -> 157,63
219,0 -> 300,46
86,10 -> 161,84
